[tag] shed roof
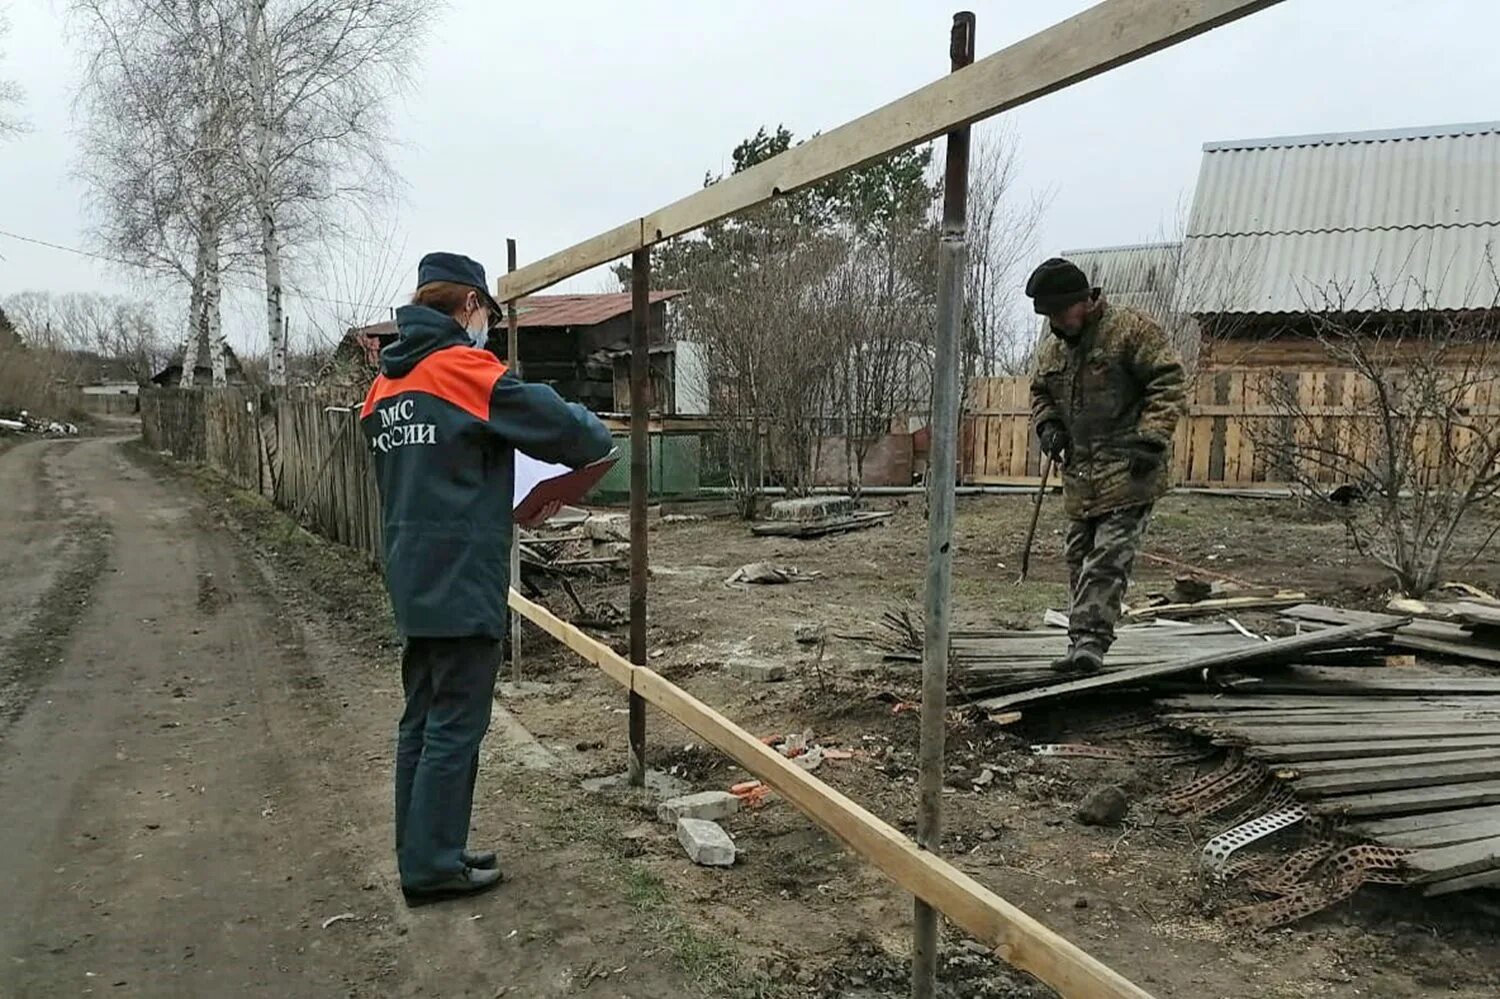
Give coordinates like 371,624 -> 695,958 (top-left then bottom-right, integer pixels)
511,290 -> 685,327
1183,121 -> 1500,314
1060,242 -> 1181,311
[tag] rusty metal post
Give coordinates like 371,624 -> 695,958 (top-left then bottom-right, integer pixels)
914,12 -> 974,999
506,238 -> 523,682
627,249 -> 650,786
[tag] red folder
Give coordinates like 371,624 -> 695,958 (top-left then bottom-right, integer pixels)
513,450 -> 618,526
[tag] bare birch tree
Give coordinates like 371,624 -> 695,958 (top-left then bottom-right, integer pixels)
0,5 -> 24,139
956,126 -> 1048,380
240,0 -> 424,386
74,0 -> 250,388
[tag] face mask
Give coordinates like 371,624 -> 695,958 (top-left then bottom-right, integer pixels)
465,306 -> 489,349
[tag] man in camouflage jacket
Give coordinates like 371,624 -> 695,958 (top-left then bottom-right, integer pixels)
1026,258 -> 1186,674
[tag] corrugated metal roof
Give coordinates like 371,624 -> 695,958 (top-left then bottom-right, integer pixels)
1183,225 -> 1500,314
512,290 -> 684,327
1060,243 -> 1181,310
1183,122 -> 1500,314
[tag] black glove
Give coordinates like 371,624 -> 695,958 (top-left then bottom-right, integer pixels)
1038,422 -> 1070,465
1124,435 -> 1166,478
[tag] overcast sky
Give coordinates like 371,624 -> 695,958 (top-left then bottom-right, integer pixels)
1,0 -> 1497,355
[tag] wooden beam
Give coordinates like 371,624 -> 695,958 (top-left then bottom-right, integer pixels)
508,590 -> 634,687
508,589 -> 1153,998
496,0 -> 1285,301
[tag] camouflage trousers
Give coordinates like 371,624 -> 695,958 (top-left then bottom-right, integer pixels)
1064,503 -> 1154,651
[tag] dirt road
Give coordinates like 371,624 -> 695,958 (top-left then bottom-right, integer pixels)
0,437 -> 696,998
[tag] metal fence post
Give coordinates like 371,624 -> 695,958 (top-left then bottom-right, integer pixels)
628,248 -> 651,786
507,238 -> 523,682
914,12 -> 974,999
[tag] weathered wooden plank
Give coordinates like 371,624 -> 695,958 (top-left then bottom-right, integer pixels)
1219,723 -> 1500,745
1282,749 -> 1500,777
1346,803 -> 1500,837
1169,710 -> 1500,728
1423,866 -> 1500,896
1159,695 -> 1500,712
974,618 -> 1402,712
1315,780 -> 1500,818
1380,818 -> 1500,850
501,1 -> 1286,300
1294,759 -> 1500,797
1404,834 -> 1500,881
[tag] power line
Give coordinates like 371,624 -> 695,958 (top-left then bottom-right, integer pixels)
0,226 -> 399,312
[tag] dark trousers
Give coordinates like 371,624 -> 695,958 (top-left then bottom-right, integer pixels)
1064,503 -> 1154,651
395,636 -> 500,888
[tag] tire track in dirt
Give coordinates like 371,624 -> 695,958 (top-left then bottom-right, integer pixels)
0,439 -> 113,739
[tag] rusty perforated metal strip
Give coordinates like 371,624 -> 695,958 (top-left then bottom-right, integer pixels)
1228,845 -> 1414,929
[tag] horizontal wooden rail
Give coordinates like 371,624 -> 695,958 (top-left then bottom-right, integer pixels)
496,0 -> 1282,303
508,589 -> 1154,999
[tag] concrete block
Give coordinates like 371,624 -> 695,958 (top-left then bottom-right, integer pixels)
677,817 -> 736,867
580,769 -> 692,800
658,790 -> 742,825
729,660 -> 787,683
768,495 -> 854,522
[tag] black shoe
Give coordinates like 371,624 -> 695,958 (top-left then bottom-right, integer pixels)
402,866 -> 503,907
462,848 -> 498,870
1050,651 -> 1078,673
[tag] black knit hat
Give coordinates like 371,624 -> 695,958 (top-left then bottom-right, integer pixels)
1025,257 -> 1092,315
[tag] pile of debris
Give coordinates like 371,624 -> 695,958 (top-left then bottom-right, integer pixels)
516,508 -> 630,581
964,589 -> 1500,924
0,411 -> 79,436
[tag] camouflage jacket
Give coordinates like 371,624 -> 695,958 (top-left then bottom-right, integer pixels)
1030,303 -> 1186,520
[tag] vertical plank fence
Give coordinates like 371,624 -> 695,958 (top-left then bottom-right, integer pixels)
141,386 -> 382,561
962,368 -> 1500,488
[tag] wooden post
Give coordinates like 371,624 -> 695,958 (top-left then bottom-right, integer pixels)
506,238 -> 523,682
915,12 -> 973,999
627,249 -> 650,786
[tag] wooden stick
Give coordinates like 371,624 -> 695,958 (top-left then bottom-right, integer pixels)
1140,551 -> 1257,588
1016,457 -> 1052,583
506,588 -> 1154,999
497,0 -> 1284,302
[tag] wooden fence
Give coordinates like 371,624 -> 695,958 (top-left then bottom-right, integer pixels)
141,387 -> 381,560
962,367 -> 1500,488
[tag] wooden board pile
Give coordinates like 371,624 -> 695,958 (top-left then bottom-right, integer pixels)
1154,599 -> 1500,898
1286,600 -> 1500,666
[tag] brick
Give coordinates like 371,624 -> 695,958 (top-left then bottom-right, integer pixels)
729,660 -> 787,683
657,791 -> 742,825
677,818 -> 736,867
